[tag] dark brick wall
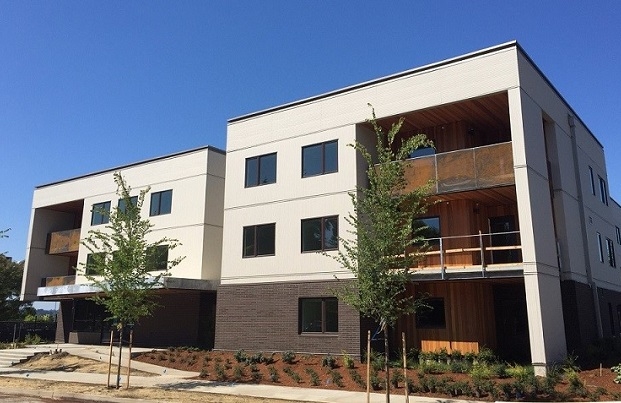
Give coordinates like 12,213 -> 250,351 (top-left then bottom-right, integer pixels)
56,299 -> 73,343
214,280 -> 361,356
561,280 -> 598,352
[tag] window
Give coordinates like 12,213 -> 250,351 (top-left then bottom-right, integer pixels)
597,232 -> 604,263
416,298 -> 446,329
616,226 -> 621,245
91,201 -> 111,225
412,217 -> 441,246
301,216 -> 338,252
243,223 -> 276,257
299,298 -> 338,333
85,253 -> 104,275
607,238 -> 616,267
302,140 -> 338,177
245,153 -> 277,187
599,176 -> 609,205
118,196 -> 138,214
589,166 -> 595,195
150,190 -> 172,216
146,245 -> 168,271
408,146 -> 435,159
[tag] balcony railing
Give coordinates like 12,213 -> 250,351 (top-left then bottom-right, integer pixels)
401,141 -> 514,194
412,230 -> 522,278
44,275 -> 76,287
48,228 -> 81,255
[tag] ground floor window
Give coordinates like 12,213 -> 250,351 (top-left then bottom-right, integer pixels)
299,298 -> 338,333
416,297 -> 446,329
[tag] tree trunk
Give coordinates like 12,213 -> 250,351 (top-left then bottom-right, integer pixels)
107,328 -> 114,388
116,324 -> 123,389
384,324 -> 390,403
126,328 -> 133,389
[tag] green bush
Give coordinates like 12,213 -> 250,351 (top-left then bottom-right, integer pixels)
305,367 -> 320,386
329,369 -> 344,387
24,333 -> 42,345
232,364 -> 245,381
281,350 -> 296,364
268,366 -> 279,382
321,354 -> 337,369
342,351 -> 355,369
349,368 -> 366,389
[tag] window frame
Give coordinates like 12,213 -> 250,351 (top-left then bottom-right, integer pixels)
606,238 -> 616,268
589,166 -> 596,196
416,297 -> 446,329
616,226 -> 621,245
242,223 -> 276,258
146,244 -> 169,271
150,190 -> 173,216
91,201 -> 111,226
597,232 -> 604,263
599,176 -> 609,205
117,196 -> 138,214
301,215 -> 339,253
412,216 -> 441,246
245,153 -> 277,187
298,297 -> 338,334
301,140 -> 338,178
85,253 -> 105,276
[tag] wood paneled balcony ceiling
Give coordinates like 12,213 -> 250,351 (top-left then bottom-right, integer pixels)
48,228 -> 81,255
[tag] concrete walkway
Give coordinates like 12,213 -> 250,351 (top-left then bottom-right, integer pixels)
0,344 -> 477,403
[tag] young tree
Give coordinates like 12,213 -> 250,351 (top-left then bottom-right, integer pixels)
82,172 -> 183,388
333,108 -> 432,402
0,229 -> 34,320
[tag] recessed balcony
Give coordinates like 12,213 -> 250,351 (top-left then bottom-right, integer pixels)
43,275 -> 76,287
47,228 -> 81,255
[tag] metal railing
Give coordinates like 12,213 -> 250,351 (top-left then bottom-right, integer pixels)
414,230 -> 522,279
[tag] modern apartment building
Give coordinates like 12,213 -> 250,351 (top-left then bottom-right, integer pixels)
20,146 -> 225,347
214,41 -> 621,374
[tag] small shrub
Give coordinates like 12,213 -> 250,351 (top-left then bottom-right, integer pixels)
449,349 -> 462,362
283,366 -> 301,383
490,362 -> 508,378
24,333 -> 42,345
612,363 -> 621,384
249,364 -> 263,382
349,368 -> 365,389
264,352 -> 276,365
305,367 -> 320,386
419,360 -> 448,374
202,354 -> 211,363
365,349 -> 384,371
199,368 -> 209,378
248,352 -> 265,365
463,351 -> 476,363
234,349 -> 248,363
268,365 -> 280,382
214,363 -> 226,381
390,370 -> 404,388
342,351 -> 355,369
476,347 -> 496,364
449,360 -> 469,374
281,350 -> 296,364
437,348 -> 449,363
565,368 -> 587,397
157,353 -> 166,361
169,357 -> 176,363
321,354 -> 337,369
232,364 -> 245,381
329,369 -> 344,387
369,369 -> 383,390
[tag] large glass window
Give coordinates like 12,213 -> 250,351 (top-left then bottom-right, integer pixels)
607,238 -> 616,268
91,201 -> 111,226
412,217 -> 441,246
599,176 -> 609,205
146,245 -> 168,271
150,190 -> 172,216
245,153 -> 277,187
299,298 -> 338,333
243,223 -> 276,257
85,253 -> 105,275
416,298 -> 446,329
302,140 -> 338,177
118,196 -> 138,214
301,216 -> 338,252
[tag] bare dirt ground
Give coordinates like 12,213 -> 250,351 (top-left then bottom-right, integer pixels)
2,353 -> 305,403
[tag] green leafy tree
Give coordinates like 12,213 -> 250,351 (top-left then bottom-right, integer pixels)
81,172 -> 183,388
332,108 -> 432,402
0,229 -> 33,320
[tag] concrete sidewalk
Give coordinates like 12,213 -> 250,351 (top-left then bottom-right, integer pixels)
0,344 -> 476,403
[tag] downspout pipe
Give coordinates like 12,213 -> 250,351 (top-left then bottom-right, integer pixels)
569,114 -> 604,338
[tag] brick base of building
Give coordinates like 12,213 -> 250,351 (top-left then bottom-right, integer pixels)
214,280 -> 363,356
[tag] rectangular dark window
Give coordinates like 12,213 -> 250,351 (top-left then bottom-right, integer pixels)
245,153 -> 277,187
150,190 -> 172,216
85,253 -> 104,275
589,166 -> 595,195
301,216 -> 338,252
118,196 -> 138,214
243,223 -> 276,257
607,238 -> 616,267
599,176 -> 609,205
416,298 -> 446,329
616,226 -> 621,245
91,201 -> 111,226
299,297 -> 338,333
412,216 -> 441,246
597,232 -> 604,263
302,140 -> 338,177
146,245 -> 168,271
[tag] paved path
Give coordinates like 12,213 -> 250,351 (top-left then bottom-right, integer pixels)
0,344 -> 476,403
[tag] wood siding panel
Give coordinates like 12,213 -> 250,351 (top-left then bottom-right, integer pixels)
399,281 -> 497,353
48,228 -> 80,255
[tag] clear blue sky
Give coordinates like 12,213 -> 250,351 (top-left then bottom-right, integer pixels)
1,1 -> 620,261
